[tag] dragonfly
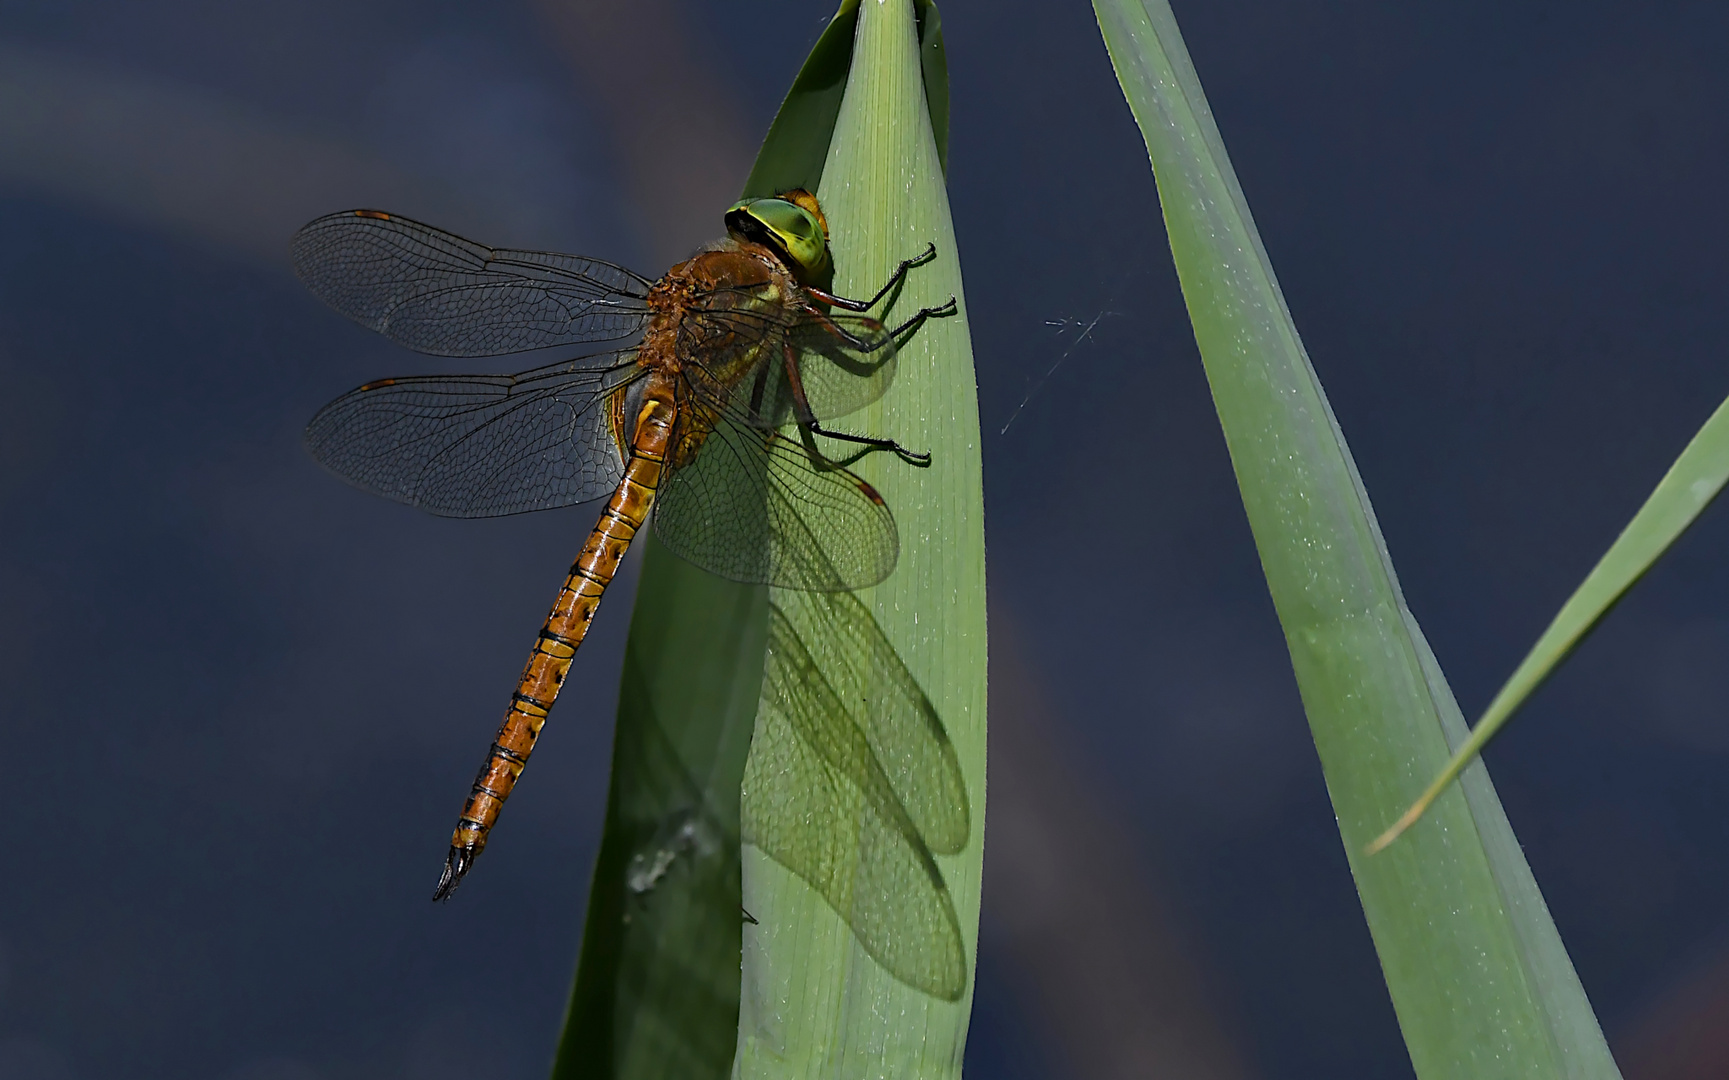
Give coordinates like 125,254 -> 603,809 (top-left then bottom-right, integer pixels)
292,190 -> 954,901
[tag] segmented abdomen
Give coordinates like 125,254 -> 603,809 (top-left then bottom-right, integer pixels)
433,387 -> 675,899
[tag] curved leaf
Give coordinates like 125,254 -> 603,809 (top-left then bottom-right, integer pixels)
734,1 -> 986,1075
1093,0 -> 1621,1075
553,3 -> 973,1077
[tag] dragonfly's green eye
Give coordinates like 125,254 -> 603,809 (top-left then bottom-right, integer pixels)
725,195 -> 832,283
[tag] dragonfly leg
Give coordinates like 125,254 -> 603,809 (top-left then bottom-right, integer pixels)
744,360 -> 773,423
800,296 -> 958,354
808,422 -> 931,467
882,297 -> 958,342
804,243 -> 938,312
780,340 -> 931,466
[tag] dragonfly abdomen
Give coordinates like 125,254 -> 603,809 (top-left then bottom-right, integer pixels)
433,382 -> 677,900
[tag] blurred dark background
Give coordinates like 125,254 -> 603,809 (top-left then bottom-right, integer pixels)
3,1 -> 1728,1078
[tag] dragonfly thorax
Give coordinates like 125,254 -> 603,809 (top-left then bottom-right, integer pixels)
630,245 -> 808,468
641,245 -> 802,379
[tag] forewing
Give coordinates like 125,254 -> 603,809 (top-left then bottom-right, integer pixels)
291,210 -> 654,356
305,356 -> 637,517
651,417 -> 898,591
741,603 -> 967,1001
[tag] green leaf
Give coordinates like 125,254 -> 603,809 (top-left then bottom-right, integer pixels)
734,0 -> 985,1074
739,0 -> 860,201
743,590 -> 970,1003
1092,0 -> 1621,1076
553,2 -> 976,1077
742,0 -> 947,199
1373,397 -> 1729,849
551,545 -> 767,1080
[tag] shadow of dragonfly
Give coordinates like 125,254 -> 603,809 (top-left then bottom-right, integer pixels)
746,585 -> 971,1001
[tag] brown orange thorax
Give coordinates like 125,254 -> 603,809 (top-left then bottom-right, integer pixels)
622,241 -> 807,467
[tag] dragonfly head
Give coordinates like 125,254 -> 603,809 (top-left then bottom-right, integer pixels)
725,189 -> 832,286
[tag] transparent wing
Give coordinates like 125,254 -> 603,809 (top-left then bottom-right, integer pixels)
650,415 -> 898,591
741,598 -> 968,1001
291,210 -> 654,357
685,300 -> 899,428
305,355 -> 639,517
782,312 -> 899,423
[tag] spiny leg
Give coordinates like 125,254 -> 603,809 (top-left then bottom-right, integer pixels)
809,422 -> 931,467
803,297 -> 958,355
884,297 -> 958,341
793,427 -> 884,470
803,243 -> 938,312
779,292 -> 958,465
780,340 -> 931,467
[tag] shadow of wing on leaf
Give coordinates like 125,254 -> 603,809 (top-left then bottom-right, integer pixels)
741,589 -> 970,1000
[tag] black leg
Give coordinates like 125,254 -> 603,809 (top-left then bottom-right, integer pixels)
883,297 -> 958,341
780,339 -> 932,467
746,361 -> 772,422
802,296 -> 958,355
805,243 -> 938,312
806,420 -> 931,467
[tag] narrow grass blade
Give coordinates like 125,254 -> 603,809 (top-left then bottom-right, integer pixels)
1093,0 -> 1621,1075
1372,397 -> 1729,850
734,1 -> 986,1076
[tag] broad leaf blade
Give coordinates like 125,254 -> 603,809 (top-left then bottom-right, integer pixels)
1092,0 -> 1620,1076
551,13 -> 848,1080
740,0 -> 860,202
554,3 -> 967,1077
742,0 -> 946,198
735,1 -> 986,1075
